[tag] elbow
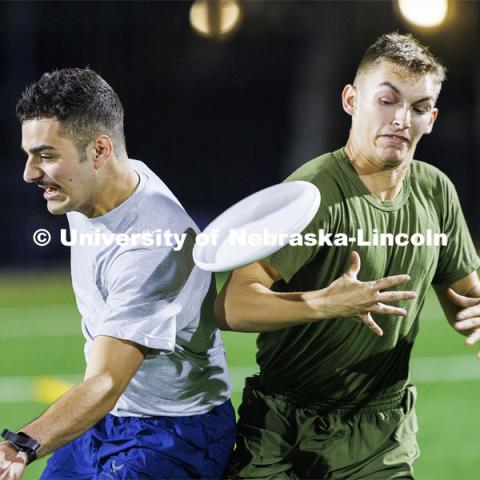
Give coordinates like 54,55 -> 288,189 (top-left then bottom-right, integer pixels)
214,274 -> 270,332
214,282 -> 243,331
214,288 -> 251,332
214,294 -> 230,331
217,308 -> 256,333
214,296 -> 244,331
86,373 -> 125,413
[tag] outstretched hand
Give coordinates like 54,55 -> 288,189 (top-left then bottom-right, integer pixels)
447,288 -> 480,358
320,251 -> 416,336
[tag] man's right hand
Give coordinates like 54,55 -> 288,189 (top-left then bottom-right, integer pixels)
304,251 -> 416,336
0,443 -> 27,480
216,251 -> 416,334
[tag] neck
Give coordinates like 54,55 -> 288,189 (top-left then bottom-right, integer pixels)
344,137 -> 410,202
88,157 -> 140,218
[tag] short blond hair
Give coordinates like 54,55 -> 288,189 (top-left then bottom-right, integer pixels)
355,32 -> 447,85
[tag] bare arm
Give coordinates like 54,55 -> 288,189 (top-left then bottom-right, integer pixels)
0,335 -> 147,479
215,251 -> 416,336
22,335 -> 146,457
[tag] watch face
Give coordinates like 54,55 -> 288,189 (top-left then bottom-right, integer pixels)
17,432 -> 40,450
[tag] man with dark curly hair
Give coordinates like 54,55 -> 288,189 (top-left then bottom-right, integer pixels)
0,68 -> 235,480
217,32 -> 480,479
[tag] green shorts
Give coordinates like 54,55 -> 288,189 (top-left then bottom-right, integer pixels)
227,377 -> 419,479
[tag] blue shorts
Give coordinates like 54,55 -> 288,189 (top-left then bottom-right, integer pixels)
40,400 -> 236,479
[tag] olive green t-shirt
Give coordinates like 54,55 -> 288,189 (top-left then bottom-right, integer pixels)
259,147 -> 480,402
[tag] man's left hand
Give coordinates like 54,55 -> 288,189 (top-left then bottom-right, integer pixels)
0,443 -> 27,480
447,288 -> 480,357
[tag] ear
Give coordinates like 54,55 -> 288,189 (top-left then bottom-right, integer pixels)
424,108 -> 439,135
342,84 -> 357,117
92,135 -> 114,169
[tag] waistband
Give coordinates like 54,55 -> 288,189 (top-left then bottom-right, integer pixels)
247,375 -> 415,415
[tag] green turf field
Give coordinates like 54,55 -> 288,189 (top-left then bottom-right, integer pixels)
0,270 -> 479,479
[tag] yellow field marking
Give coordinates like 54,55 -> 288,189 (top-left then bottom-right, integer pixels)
32,377 -> 75,404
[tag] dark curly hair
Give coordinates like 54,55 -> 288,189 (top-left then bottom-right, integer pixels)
356,32 -> 447,87
16,68 -> 126,158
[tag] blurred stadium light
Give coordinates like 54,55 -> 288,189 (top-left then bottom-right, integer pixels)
189,0 -> 243,38
397,0 -> 448,28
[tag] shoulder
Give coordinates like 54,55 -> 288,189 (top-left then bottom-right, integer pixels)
285,149 -> 346,200
285,150 -> 341,185
410,160 -> 457,195
130,159 -> 198,232
280,150 -> 348,231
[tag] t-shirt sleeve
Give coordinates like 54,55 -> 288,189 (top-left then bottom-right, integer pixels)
432,176 -> 480,285
96,247 -> 193,353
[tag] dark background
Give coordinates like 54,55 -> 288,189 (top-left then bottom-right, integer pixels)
2,0 -> 479,268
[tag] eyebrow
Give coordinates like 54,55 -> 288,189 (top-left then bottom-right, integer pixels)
378,81 -> 434,104
21,145 -> 57,154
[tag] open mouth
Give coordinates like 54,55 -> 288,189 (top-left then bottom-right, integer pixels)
38,183 -> 61,192
39,184 -> 63,200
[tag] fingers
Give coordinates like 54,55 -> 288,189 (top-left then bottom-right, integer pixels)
466,328 -> 480,348
374,274 -> 411,290
446,291 -> 480,358
346,251 -> 361,278
455,317 -> 480,331
0,446 -> 26,480
447,288 -> 479,308
14,453 -> 26,468
358,301 -> 407,338
367,274 -> 415,319
370,302 -> 407,317
360,312 -> 383,337
377,290 -> 416,303
0,464 -> 13,480
456,304 -> 480,321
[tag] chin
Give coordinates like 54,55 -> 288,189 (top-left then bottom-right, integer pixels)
46,201 -> 71,215
379,149 -> 410,169
381,156 -> 404,169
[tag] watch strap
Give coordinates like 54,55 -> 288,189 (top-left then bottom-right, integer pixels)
1,429 -> 40,465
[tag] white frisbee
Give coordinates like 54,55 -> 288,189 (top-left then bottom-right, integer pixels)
193,181 -> 321,272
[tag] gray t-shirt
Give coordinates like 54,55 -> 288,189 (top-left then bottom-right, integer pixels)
66,159 -> 231,417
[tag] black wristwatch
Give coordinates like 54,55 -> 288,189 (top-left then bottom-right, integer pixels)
1,429 -> 40,465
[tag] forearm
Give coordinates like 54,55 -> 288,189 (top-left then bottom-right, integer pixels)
216,280 -> 329,333
20,374 -> 120,458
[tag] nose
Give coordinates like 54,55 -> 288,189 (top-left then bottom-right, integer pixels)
392,104 -> 411,129
23,157 -> 44,183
